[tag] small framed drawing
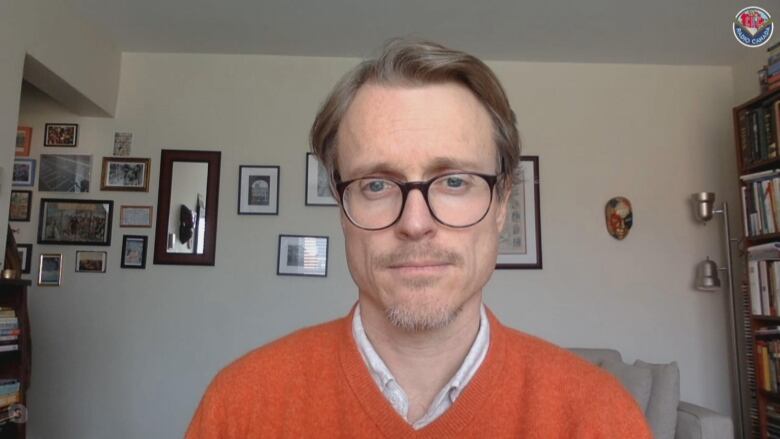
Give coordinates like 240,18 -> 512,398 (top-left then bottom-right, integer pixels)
121,235 -> 148,269
9,191 -> 32,222
39,154 -> 91,192
12,159 -> 35,187
38,199 -> 113,245
238,165 -> 279,215
305,153 -> 337,206
75,251 -> 107,273
113,132 -> 132,156
119,205 -> 153,227
277,234 -> 328,277
44,123 -> 78,147
38,253 -> 63,286
16,127 -> 31,157
100,157 -> 151,191
497,156 -> 542,269
16,244 -> 32,274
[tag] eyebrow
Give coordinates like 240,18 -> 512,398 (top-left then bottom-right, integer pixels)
344,157 -> 493,180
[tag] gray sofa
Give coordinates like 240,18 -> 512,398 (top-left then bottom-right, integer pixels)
569,348 -> 733,439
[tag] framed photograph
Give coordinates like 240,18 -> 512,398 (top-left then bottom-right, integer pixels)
16,244 -> 32,274
497,156 -> 542,269
44,123 -> 78,147
305,153 -> 337,206
38,253 -> 63,286
100,157 -> 150,192
39,154 -> 91,192
16,126 -> 31,157
113,132 -> 132,156
277,234 -> 329,277
120,205 -> 153,227
12,159 -> 35,187
37,199 -> 113,246
75,251 -> 107,273
9,191 -> 32,222
238,165 -> 279,215
121,235 -> 147,269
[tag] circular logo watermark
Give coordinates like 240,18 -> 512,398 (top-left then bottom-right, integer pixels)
734,6 -> 774,47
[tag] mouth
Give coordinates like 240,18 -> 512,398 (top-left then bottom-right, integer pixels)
387,261 -> 451,275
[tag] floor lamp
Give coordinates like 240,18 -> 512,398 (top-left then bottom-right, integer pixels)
692,192 -> 744,439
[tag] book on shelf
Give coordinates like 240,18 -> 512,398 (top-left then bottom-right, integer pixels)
740,176 -> 780,237
738,99 -> 780,166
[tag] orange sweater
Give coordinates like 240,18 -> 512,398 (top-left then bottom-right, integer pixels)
186,309 -> 652,438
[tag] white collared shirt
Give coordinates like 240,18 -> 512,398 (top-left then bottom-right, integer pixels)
351,304 -> 490,429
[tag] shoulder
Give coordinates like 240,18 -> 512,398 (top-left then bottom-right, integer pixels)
495,324 -> 651,435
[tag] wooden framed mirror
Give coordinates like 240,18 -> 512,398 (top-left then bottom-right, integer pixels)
153,149 -> 221,266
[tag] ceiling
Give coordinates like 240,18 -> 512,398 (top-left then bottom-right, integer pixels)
64,0 -> 780,65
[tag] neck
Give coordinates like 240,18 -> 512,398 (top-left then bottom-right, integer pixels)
358,293 -> 483,421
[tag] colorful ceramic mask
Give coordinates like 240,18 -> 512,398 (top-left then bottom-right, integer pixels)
605,197 -> 633,240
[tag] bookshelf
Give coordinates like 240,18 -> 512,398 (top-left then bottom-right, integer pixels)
0,279 -> 31,438
735,85 -> 780,439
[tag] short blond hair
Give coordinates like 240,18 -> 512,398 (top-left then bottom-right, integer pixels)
310,38 -> 520,194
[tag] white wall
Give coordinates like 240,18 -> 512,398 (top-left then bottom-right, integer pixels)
15,52 -> 737,438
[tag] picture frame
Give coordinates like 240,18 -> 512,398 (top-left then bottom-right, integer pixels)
38,253 -> 63,286
39,154 -> 91,192
75,251 -> 107,273
44,123 -> 78,147
119,205 -> 153,228
16,244 -> 32,274
277,234 -> 329,277
37,198 -> 113,246
12,159 -> 35,187
497,156 -> 542,269
121,235 -> 148,269
9,191 -> 32,222
100,157 -> 151,192
238,165 -> 279,215
16,126 -> 31,157
305,153 -> 337,206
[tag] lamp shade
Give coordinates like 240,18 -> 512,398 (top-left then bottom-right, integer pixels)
693,192 -> 716,222
696,257 -> 721,291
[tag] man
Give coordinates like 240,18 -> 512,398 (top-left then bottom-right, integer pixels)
186,39 -> 651,438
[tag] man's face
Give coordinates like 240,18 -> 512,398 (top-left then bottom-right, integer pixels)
336,82 -> 509,331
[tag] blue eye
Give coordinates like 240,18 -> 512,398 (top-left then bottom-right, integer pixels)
445,177 -> 465,188
368,181 -> 386,192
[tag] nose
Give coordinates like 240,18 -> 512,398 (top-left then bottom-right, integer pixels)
394,188 -> 437,240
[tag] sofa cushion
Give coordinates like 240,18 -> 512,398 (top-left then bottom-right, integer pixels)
567,348 -> 623,367
601,359 -> 653,413
634,360 -> 680,439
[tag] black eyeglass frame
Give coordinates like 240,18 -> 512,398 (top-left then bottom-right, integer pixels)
335,172 -> 500,231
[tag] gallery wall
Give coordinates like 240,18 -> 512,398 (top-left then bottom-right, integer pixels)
13,51 -> 738,439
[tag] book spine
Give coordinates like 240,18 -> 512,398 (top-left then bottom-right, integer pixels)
761,260 -> 770,315
764,179 -> 776,233
751,260 -> 763,314
741,110 -> 751,166
767,104 -> 777,159
743,186 -> 750,236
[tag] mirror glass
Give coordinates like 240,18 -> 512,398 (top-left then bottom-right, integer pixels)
166,162 -> 208,254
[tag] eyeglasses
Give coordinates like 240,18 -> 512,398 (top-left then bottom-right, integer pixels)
335,172 -> 499,231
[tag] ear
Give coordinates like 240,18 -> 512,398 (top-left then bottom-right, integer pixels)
494,187 -> 511,233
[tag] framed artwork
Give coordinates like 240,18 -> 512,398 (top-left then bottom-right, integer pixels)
100,157 -> 150,191
12,159 -> 35,187
238,165 -> 279,215
277,234 -> 329,277
39,154 -> 91,192
16,244 -> 32,274
16,127 -> 31,157
113,132 -> 132,156
497,156 -> 542,269
38,253 -> 63,286
44,123 -> 78,147
37,199 -> 113,246
121,235 -> 147,269
305,153 -> 337,206
75,251 -> 107,273
119,206 -> 153,227
9,191 -> 32,222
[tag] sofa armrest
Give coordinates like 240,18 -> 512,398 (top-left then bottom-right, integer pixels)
675,401 -> 733,439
